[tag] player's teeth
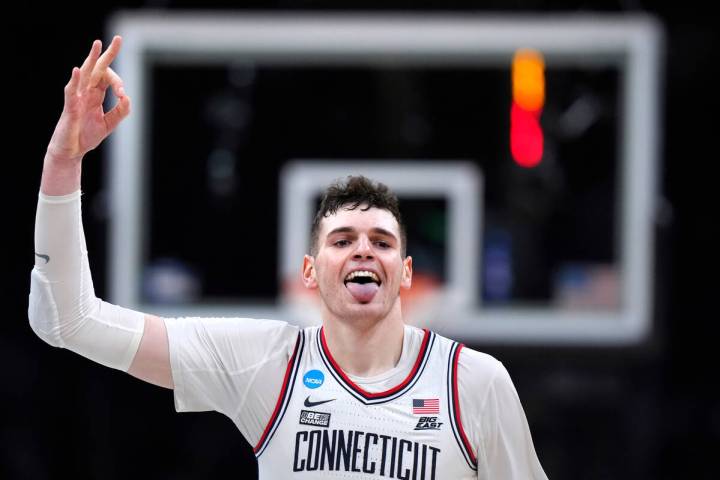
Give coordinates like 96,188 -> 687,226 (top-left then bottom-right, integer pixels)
345,271 -> 380,282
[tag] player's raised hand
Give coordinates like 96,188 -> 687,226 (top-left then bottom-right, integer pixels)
45,36 -> 130,166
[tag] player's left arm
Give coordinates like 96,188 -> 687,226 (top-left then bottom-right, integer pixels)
457,349 -> 549,479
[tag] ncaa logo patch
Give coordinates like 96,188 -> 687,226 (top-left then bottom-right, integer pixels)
303,369 -> 325,389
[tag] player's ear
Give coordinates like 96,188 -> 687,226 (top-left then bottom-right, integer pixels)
302,254 -> 318,289
401,255 -> 413,289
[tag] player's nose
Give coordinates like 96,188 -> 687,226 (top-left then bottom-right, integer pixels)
352,235 -> 374,259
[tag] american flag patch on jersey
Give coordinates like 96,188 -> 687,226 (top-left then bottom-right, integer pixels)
413,398 -> 440,414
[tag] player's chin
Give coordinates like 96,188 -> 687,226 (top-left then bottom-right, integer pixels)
360,306 -> 395,323
342,304 -> 387,322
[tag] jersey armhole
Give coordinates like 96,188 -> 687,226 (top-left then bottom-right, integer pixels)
448,343 -> 479,470
253,330 -> 304,456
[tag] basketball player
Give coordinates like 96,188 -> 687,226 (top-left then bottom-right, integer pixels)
30,36 -> 549,479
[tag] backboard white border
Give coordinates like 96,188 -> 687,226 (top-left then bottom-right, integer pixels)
106,13 -> 662,344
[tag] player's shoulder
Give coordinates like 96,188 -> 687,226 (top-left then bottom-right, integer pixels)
437,337 -> 506,397
457,344 -> 505,388
427,329 -> 502,373
168,316 -> 300,349
171,315 -> 295,331
457,344 -> 503,373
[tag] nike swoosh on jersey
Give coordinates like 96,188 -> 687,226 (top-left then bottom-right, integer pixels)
35,253 -> 50,264
304,396 -> 336,408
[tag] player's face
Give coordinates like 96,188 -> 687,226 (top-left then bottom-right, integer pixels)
303,206 -> 412,323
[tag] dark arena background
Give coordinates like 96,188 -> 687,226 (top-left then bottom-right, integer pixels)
5,1 -> 717,479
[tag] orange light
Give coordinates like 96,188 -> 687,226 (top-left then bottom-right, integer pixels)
512,49 -> 545,112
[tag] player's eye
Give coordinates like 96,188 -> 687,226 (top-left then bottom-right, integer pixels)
375,241 -> 390,248
334,239 -> 350,247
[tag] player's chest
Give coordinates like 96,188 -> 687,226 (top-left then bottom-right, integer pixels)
292,375 -> 449,441
276,361 -> 457,478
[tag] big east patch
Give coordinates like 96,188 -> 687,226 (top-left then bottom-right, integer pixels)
414,416 -> 443,431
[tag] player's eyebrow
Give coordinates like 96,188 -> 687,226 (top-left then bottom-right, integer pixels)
326,226 -> 398,241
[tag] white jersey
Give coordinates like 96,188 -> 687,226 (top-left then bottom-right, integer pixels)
256,326 -> 475,479
165,318 -> 548,479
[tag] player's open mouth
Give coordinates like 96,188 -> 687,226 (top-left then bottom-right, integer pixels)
344,270 -> 381,303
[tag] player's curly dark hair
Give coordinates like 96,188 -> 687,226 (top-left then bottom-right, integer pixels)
310,175 -> 407,257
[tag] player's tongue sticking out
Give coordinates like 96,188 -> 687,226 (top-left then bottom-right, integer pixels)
344,271 -> 381,303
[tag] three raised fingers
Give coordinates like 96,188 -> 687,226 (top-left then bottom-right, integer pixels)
63,36 -> 128,128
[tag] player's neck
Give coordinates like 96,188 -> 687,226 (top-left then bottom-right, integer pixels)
321,304 -> 405,378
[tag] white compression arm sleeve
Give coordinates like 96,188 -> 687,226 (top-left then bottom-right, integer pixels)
28,190 -> 144,371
